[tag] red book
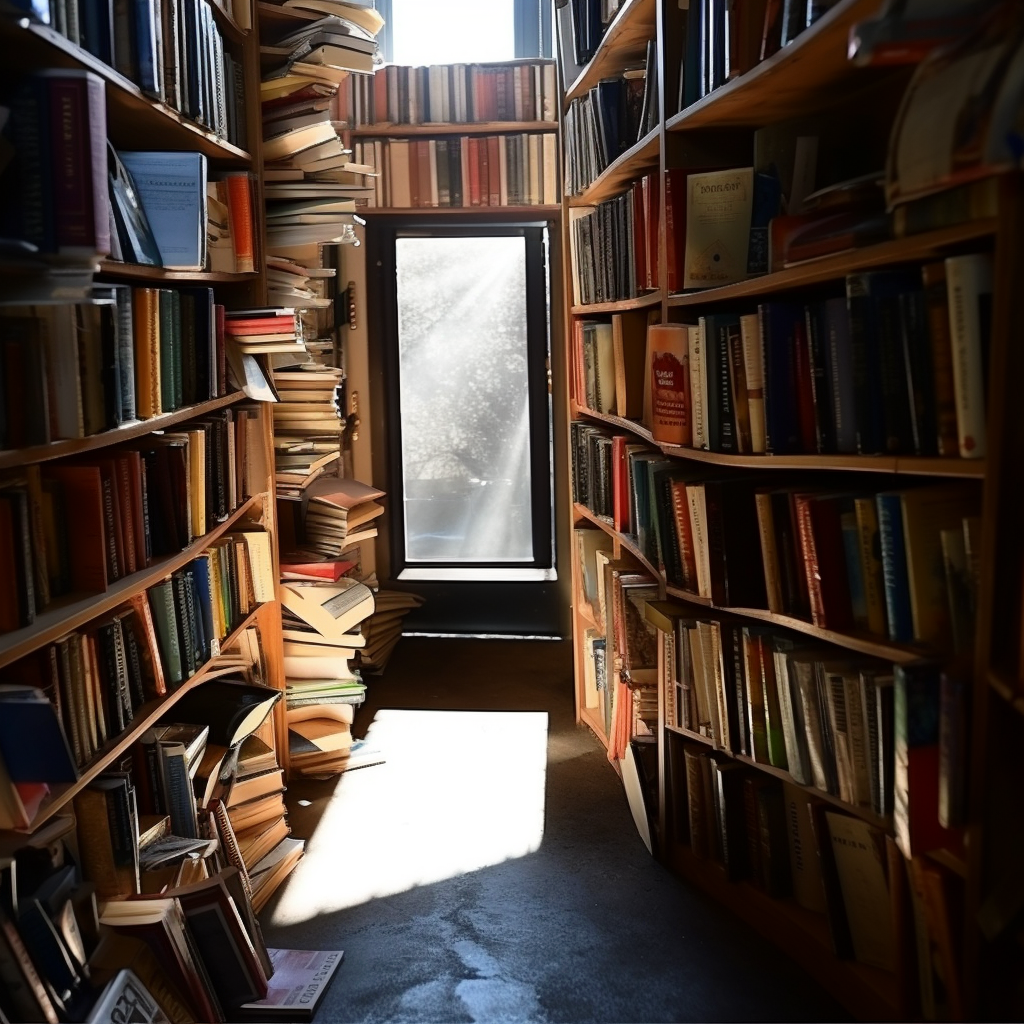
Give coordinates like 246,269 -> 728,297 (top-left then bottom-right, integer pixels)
280,558 -> 358,582
467,138 -> 482,205
664,169 -> 688,294
487,136 -> 500,205
793,494 -> 853,629
791,314 -> 817,452
44,69 -> 110,255
670,479 -> 699,593
611,435 -> 630,534
373,67 -> 387,123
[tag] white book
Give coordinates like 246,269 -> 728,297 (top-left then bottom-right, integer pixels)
945,252 -> 993,458
739,312 -> 766,453
689,323 -> 708,450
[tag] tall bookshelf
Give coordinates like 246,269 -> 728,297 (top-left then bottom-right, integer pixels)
340,59 -> 562,216
557,0 -> 1020,1019
0,0 -> 294,1012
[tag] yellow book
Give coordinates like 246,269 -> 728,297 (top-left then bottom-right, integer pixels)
187,428 -> 206,540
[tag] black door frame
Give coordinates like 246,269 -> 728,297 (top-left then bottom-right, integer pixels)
366,215 -> 562,635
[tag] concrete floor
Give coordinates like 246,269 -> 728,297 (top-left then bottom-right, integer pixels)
261,637 -> 848,1023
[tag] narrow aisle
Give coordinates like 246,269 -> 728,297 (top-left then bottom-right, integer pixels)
261,638 -> 847,1023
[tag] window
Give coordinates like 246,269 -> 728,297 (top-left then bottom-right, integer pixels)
372,0 -> 552,64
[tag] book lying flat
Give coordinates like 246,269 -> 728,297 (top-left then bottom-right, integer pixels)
280,580 -> 375,638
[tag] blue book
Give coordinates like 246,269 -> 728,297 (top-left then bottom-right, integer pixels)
191,555 -> 216,662
0,686 -> 77,783
823,296 -> 857,454
133,0 -> 160,95
876,492 -> 913,643
758,302 -> 802,454
118,151 -> 207,270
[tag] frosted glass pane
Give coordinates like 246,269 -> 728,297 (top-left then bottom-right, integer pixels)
390,0 -> 514,65
396,236 -> 533,563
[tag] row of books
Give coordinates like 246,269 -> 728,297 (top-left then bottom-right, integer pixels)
338,60 -> 558,128
29,0 -> 248,146
571,423 -> 981,652
0,288 -> 232,450
0,413 -> 269,630
671,738 -> 915,978
355,133 -> 559,210
655,607 -> 967,840
575,251 -> 993,463
569,179 -> 656,306
562,44 -> 656,196
676,0 -> 826,113
652,257 -> 992,460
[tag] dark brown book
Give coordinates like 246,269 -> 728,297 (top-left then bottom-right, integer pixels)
794,494 -> 854,630
41,466 -> 107,594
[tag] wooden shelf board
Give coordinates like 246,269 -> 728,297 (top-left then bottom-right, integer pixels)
350,122 -> 558,137
571,290 -> 661,315
21,606 -> 264,832
665,0 -> 887,132
362,206 -> 561,216
987,667 -> 1024,714
574,602 -> 598,631
98,261 -> 260,283
571,407 -> 986,477
1,18 -> 252,164
666,843 -> 901,1020
665,724 -> 713,746
564,0 -> 657,104
666,220 -> 998,308
207,0 -> 248,41
0,392 -> 246,470
569,126 -> 660,208
257,1 -> 320,23
732,754 -> 893,831
0,492 -> 264,669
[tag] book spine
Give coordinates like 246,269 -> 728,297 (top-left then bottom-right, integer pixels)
921,262 -> 960,457
876,493 -> 913,643
945,253 -> 992,459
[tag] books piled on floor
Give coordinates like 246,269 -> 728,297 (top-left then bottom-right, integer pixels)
281,575 -> 376,777
357,589 -> 425,674
272,367 -> 346,497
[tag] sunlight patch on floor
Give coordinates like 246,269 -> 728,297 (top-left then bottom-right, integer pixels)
269,709 -> 549,926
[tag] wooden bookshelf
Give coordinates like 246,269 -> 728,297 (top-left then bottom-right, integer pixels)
556,0 -> 1015,1015
0,17 -> 254,164
664,0 -> 888,133
564,0 -> 657,103
665,219 -> 999,308
19,603 -> 266,833
0,0 -> 300,985
351,121 -> 558,137
571,290 -> 662,314
0,493 -> 267,669
98,261 -> 262,283
571,404 -> 988,478
569,125 -> 660,208
0,392 -> 247,470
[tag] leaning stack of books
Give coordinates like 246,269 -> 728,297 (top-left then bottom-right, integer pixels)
356,589 -> 425,674
297,477 -> 386,558
280,574 -> 376,777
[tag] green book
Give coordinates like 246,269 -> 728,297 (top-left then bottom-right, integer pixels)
179,290 -> 197,407
148,578 -> 183,688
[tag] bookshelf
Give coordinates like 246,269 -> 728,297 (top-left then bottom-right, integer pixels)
0,0 -> 301,1015
557,0 -> 1019,1018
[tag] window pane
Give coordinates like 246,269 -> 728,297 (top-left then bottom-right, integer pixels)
390,0 -> 514,65
396,236 -> 534,563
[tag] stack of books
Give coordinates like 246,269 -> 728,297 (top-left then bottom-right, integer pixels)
299,477 -> 386,558
266,254 -> 338,310
357,589 -> 424,674
271,367 -> 346,497
280,575 -> 376,777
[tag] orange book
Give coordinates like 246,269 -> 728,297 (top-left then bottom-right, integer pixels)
224,174 -> 255,273
132,287 -> 161,418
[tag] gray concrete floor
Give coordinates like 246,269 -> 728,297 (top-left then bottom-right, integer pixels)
261,637 -> 849,1023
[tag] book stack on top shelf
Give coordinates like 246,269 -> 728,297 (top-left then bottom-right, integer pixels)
0,0 -> 340,1014
337,59 -> 560,213
558,0 -> 1024,1018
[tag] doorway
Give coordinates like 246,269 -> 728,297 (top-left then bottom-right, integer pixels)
367,219 -> 562,635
